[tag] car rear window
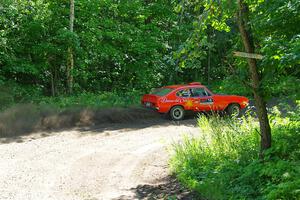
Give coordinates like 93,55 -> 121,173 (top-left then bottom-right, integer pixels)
151,88 -> 174,96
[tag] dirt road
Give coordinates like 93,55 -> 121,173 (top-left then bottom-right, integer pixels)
0,118 -> 199,200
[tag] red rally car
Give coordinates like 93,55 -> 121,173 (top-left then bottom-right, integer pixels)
141,82 -> 249,120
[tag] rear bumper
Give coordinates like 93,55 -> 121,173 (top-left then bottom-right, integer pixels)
142,103 -> 159,111
141,99 -> 170,113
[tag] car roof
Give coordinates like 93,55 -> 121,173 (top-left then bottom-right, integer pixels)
165,84 -> 185,89
164,82 -> 203,89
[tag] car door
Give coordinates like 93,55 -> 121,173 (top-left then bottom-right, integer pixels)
190,87 -> 214,111
176,88 -> 194,110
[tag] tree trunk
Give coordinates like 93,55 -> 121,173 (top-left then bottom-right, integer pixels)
207,43 -> 211,85
67,0 -> 75,94
206,28 -> 211,85
51,71 -> 55,97
237,0 -> 271,156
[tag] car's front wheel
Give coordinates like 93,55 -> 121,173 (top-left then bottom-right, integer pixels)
170,106 -> 185,120
227,104 -> 241,117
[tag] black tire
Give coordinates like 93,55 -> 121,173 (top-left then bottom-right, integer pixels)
227,104 -> 241,117
170,106 -> 185,120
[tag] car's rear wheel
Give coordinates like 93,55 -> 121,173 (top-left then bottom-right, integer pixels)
227,104 -> 241,117
170,106 -> 185,120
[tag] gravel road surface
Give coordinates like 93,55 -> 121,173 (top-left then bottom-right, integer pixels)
0,119 -> 199,200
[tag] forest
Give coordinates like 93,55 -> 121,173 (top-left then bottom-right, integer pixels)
0,0 -> 299,199
1,0 -> 298,105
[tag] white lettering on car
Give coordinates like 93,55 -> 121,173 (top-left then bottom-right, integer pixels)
160,97 -> 182,103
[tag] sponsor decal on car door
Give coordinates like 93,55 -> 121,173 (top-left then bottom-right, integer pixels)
176,88 -> 195,110
190,87 -> 214,111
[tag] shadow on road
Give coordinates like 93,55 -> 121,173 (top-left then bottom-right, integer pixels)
77,112 -> 198,136
115,175 -> 200,200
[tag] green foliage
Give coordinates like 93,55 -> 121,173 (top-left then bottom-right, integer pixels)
210,75 -> 300,99
170,105 -> 300,199
210,76 -> 252,96
0,0 -> 196,95
264,76 -> 300,100
176,0 -> 300,97
0,81 -> 43,109
1,0 -> 299,105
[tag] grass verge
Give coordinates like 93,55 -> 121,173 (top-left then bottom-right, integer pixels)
170,103 -> 300,200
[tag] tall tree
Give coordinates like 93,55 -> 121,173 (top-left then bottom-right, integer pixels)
236,0 -> 271,154
177,0 -> 275,156
67,0 -> 75,94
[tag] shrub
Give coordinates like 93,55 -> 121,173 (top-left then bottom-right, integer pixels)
0,81 -> 43,110
210,77 -> 252,96
210,75 -> 300,100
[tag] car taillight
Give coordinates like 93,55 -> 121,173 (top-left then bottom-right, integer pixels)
242,101 -> 249,106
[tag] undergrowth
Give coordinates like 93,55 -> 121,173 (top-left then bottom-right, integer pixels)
210,75 -> 300,100
0,91 -> 142,111
170,102 -> 300,200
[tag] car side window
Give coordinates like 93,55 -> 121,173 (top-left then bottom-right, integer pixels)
191,88 -> 210,97
176,89 -> 191,98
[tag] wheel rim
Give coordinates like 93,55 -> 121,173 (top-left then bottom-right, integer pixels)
173,108 -> 183,119
231,106 -> 240,117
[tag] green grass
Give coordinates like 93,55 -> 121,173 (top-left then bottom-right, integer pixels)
0,90 -> 142,112
170,102 -> 300,200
